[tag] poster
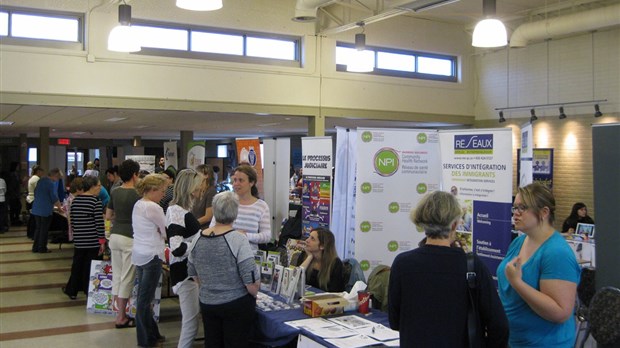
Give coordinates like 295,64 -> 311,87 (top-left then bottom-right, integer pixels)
439,129 -> 513,276
163,141 -> 178,170
186,141 -> 205,169
533,148 -> 553,189
125,155 -> 156,173
301,137 -> 333,238
354,128 -> 441,277
235,138 -> 264,197
86,260 -> 162,321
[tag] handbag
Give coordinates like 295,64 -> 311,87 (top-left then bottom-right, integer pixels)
466,252 -> 483,348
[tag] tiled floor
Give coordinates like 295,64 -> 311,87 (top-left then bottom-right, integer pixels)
0,226 -> 203,348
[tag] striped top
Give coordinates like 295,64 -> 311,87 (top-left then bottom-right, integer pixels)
69,195 -> 105,249
210,198 -> 272,250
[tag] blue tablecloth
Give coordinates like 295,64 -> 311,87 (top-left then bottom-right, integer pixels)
252,293 -> 391,347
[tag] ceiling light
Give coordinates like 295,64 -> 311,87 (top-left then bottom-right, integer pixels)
0,121 -> 15,126
105,117 -> 127,122
347,23 -> 374,73
498,111 -> 506,123
558,107 -> 567,119
472,0 -> 507,48
530,109 -> 538,123
108,3 -> 141,52
176,0 -> 222,11
594,104 -> 603,117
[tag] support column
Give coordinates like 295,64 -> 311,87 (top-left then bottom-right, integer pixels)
39,127 -> 50,171
180,130 -> 193,170
308,114 -> 325,137
19,133 -> 28,178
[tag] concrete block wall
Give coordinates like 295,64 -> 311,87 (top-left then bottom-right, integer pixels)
477,114 -> 619,232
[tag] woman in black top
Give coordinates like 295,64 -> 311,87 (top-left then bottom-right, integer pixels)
561,202 -> 594,234
300,227 -> 345,292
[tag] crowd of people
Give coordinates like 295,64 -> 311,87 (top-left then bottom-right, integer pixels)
4,156 -> 592,347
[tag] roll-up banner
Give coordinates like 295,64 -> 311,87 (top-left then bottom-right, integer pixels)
186,140 -> 205,169
235,138 -> 264,197
354,128 -> 441,276
301,137 -> 333,238
333,127 -> 357,259
519,123 -> 533,187
439,129 -> 513,277
163,141 -> 178,170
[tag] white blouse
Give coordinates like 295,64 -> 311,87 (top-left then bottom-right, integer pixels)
131,199 -> 167,266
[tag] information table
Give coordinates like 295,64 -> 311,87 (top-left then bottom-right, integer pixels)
253,291 -> 393,347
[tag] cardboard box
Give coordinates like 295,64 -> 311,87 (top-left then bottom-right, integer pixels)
303,294 -> 349,317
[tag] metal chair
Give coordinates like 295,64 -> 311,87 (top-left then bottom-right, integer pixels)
575,267 -> 596,348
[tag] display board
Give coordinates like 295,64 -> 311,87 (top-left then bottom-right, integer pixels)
300,137 -> 333,238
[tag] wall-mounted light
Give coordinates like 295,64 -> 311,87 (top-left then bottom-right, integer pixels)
347,22 -> 374,73
498,111 -> 506,123
108,2 -> 141,52
530,109 -> 538,123
594,104 -> 603,117
472,0 -> 507,47
176,0 -> 222,11
558,107 -> 567,119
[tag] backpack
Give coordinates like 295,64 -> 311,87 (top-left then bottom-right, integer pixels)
367,265 -> 391,312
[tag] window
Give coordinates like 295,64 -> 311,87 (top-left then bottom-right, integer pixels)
336,43 -> 457,82
133,20 -> 300,67
0,7 -> 83,49
217,144 -> 228,158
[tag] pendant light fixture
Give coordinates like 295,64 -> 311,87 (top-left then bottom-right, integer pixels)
529,109 -> 538,123
176,0 -> 223,11
558,107 -> 567,119
594,104 -> 603,117
107,2 -> 141,52
498,111 -> 506,123
472,0 -> 507,47
347,22 -> 374,73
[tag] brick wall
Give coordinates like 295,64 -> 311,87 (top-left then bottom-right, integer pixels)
476,114 -> 619,231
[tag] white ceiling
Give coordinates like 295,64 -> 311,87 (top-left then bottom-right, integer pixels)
1,0 -> 617,140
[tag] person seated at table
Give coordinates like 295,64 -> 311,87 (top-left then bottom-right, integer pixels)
388,190 -> 508,347
561,202 -> 594,234
299,227 -> 345,293
188,191 -> 259,348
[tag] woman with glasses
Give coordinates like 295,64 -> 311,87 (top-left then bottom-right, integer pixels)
497,183 -> 580,347
165,169 -> 202,348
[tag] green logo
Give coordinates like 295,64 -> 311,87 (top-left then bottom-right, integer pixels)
388,241 -> 399,252
360,182 -> 372,194
417,133 -> 428,144
415,224 -> 424,233
416,183 -> 427,194
373,148 -> 399,177
388,202 -> 400,213
360,260 -> 370,271
361,131 -> 373,143
360,221 -> 371,232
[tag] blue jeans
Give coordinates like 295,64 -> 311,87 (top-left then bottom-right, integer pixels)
135,256 -> 162,347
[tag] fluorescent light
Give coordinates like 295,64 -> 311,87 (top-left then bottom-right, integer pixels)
105,117 -> 127,122
176,0 -> 222,11
0,121 -> 15,126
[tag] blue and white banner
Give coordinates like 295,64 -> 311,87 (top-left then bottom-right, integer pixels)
163,141 -> 178,170
355,128 -> 441,276
439,129 -> 513,276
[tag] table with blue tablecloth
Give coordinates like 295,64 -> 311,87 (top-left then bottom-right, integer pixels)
252,291 -> 392,347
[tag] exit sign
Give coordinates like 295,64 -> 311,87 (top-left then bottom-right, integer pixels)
58,138 -> 70,145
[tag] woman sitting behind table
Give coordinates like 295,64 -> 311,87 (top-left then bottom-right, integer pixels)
299,228 -> 345,293
561,202 -> 594,234
497,183 -> 580,347
188,191 -> 259,348
388,190 -> 508,347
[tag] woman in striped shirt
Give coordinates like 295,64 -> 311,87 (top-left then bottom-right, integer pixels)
212,164 -> 271,251
62,175 -> 106,300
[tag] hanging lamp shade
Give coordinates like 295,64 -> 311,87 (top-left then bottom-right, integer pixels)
472,0 -> 507,48
176,0 -> 223,11
108,4 -> 141,52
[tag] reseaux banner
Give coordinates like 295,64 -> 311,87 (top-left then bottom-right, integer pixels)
439,129 -> 513,276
